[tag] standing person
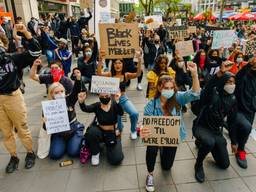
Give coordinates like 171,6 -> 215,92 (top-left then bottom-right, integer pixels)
0,24 -> 41,173
78,91 -> 124,166
57,13 -> 69,39
97,50 -> 142,140
147,54 -> 175,99
230,57 -> 256,169
78,8 -> 92,30
69,16 -> 80,58
141,62 -> 200,192
54,38 -> 72,76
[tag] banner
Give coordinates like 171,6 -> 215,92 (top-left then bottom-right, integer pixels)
42,99 -> 70,135
91,76 -> 120,94
142,116 -> 180,147
211,30 -> 237,49
145,15 -> 163,29
168,26 -> 189,40
175,40 -> 194,57
99,23 -> 139,59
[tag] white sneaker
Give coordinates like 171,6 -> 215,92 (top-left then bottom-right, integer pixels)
91,153 -> 100,166
137,83 -> 142,91
130,132 -> 138,140
146,174 -> 155,192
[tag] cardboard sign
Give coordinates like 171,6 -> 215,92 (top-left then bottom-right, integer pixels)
145,15 -> 163,29
42,99 -> 70,135
168,26 -> 189,40
211,30 -> 237,49
99,23 -> 139,59
188,26 -> 197,33
175,40 -> 194,57
80,0 -> 94,8
142,116 -> 181,147
91,75 -> 120,94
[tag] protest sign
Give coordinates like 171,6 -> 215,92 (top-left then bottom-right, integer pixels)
168,26 -> 189,40
203,26 -> 230,37
175,40 -> 194,57
100,12 -> 112,23
80,0 -> 93,9
91,75 -> 120,94
142,116 -> 180,147
99,23 -> 139,59
211,30 -> 237,49
145,15 -> 163,29
42,99 -> 70,135
188,26 -> 197,33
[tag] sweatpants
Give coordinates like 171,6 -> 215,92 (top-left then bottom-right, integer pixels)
146,146 -> 177,172
86,125 -> 124,165
195,126 -> 230,169
0,89 -> 33,155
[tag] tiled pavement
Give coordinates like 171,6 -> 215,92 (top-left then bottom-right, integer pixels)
1,61 -> 256,192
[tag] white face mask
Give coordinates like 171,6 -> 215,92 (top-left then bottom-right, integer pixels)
236,58 -> 243,63
224,84 -> 236,94
177,61 -> 184,68
54,93 -> 65,100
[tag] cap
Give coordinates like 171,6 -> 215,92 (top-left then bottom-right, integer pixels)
58,38 -> 68,45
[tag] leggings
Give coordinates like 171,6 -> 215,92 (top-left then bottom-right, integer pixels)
195,126 -> 230,169
146,146 -> 177,172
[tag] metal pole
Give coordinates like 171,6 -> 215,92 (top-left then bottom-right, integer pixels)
10,0 -> 17,19
94,0 -> 96,33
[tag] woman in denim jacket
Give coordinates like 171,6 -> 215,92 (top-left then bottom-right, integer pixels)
141,62 -> 200,192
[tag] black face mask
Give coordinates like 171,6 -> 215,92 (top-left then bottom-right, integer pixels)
99,97 -> 111,105
211,56 -> 218,60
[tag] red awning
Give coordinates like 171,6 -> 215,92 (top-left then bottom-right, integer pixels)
228,12 -> 256,20
193,12 -> 217,20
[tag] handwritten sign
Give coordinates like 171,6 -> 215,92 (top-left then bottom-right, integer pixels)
211,30 -> 237,49
145,15 -> 163,29
168,26 -> 189,40
99,23 -> 139,59
175,40 -> 194,57
91,75 -> 120,94
42,99 -> 70,135
142,116 -> 180,147
188,26 -> 197,33
100,12 -> 114,23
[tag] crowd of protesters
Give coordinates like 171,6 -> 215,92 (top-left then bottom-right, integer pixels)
0,8 -> 255,192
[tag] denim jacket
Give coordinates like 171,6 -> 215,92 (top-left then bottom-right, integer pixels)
144,89 -> 200,141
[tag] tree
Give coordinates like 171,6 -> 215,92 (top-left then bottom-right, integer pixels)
183,3 -> 192,19
219,0 -> 225,21
139,0 -> 155,16
155,0 -> 182,19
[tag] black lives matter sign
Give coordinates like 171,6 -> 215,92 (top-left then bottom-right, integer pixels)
142,116 -> 181,147
99,23 -> 139,59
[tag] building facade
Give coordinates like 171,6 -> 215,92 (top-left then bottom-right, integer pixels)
198,0 -> 219,12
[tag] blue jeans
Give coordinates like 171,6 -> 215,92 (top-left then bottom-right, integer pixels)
118,95 -> 139,133
45,50 -> 54,65
49,121 -> 84,160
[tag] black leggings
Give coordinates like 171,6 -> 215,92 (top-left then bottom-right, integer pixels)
229,112 -> 253,150
146,146 -> 177,172
86,125 -> 124,165
195,126 -> 230,169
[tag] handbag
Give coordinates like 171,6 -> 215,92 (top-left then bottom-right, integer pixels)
79,138 -> 91,164
37,127 -> 51,159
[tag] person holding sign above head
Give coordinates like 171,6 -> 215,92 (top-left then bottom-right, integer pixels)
97,49 -> 142,140
78,91 -> 124,166
141,62 -> 200,192
146,54 -> 175,99
39,68 -> 85,160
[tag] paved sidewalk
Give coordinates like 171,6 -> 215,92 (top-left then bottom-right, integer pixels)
1,63 -> 256,192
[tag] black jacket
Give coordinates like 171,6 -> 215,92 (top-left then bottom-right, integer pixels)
0,37 -> 41,94
78,12 -> 92,29
198,73 -> 237,134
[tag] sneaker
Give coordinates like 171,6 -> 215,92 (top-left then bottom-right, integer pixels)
91,153 -> 100,166
145,174 -> 155,192
25,152 -> 36,169
194,163 -> 205,183
137,83 -> 143,91
6,156 -> 19,173
130,132 -> 138,140
236,150 -> 247,169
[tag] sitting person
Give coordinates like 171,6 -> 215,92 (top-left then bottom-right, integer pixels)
38,65 -> 85,160
78,91 -> 124,166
